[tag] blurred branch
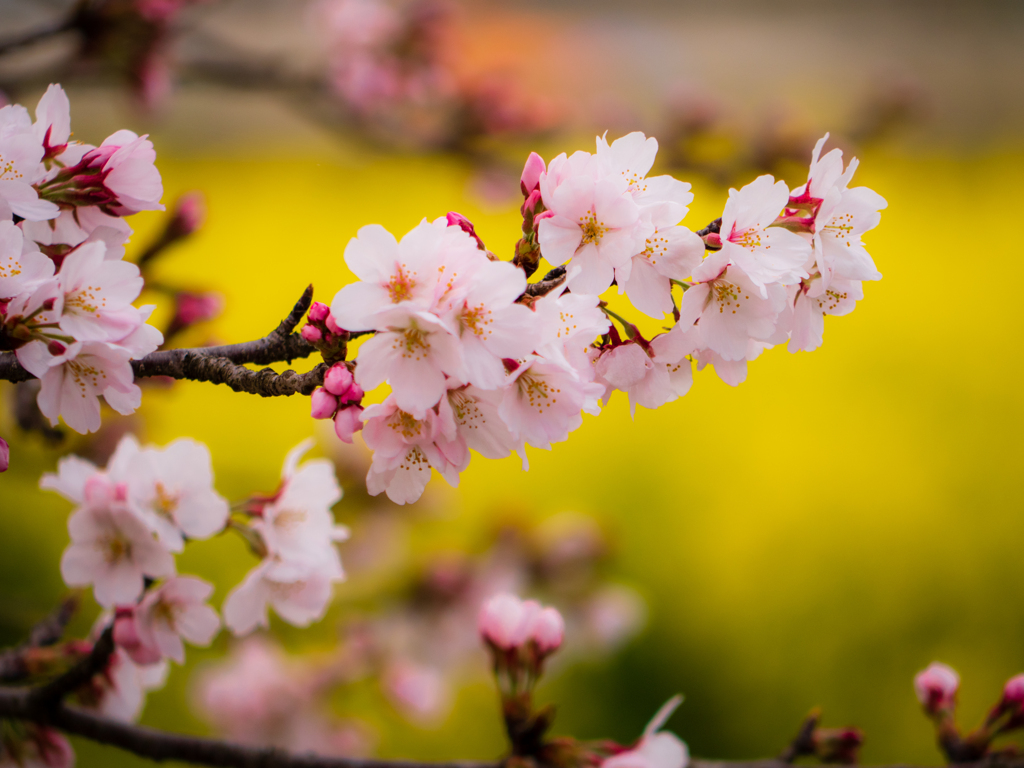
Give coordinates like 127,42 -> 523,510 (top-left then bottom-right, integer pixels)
778,709 -> 820,763
0,286 -> 322,396
0,16 -> 77,57
29,624 -> 114,709
0,596 -> 78,683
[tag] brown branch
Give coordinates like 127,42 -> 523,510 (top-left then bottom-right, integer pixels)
0,596 -> 78,683
521,266 -> 567,300
29,624 -> 114,709
0,287 -> 322,397
778,708 -> 820,763
0,17 -> 76,57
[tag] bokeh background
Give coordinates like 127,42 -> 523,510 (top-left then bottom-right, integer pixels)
2,0 -> 1024,766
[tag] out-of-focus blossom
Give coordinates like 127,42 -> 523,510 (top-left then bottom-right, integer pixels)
383,660 -> 452,725
603,696 -> 689,768
915,662 -> 960,716
120,576 -> 220,664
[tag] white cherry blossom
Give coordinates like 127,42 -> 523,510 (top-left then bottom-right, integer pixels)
0,220 -> 54,298
0,101 -> 59,221
54,240 -> 144,342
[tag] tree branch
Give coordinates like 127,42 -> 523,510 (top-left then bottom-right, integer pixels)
29,624 -> 114,709
0,17 -> 76,57
521,266 -> 567,299
0,287 -> 323,397
0,596 -> 78,683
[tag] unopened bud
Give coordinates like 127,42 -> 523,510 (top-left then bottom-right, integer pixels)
308,301 -> 330,324
478,593 -> 540,650
529,606 -> 565,654
446,211 -> 487,251
334,405 -> 363,443
171,192 -> 206,236
915,662 -> 960,716
0,436 -> 8,473
520,152 -> 545,196
301,324 -> 322,343
47,340 -> 66,356
1003,674 -> 1024,708
338,381 -> 363,404
324,364 -> 354,397
814,727 -> 863,764
310,388 -> 339,420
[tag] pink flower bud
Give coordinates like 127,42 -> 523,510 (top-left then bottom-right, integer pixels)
338,382 -> 364,404
334,405 -> 363,443
915,662 -> 960,715
1003,674 -> 1024,707
173,291 -> 223,327
310,388 -> 339,420
0,437 -> 8,473
171,192 -> 206,235
308,301 -> 330,324
522,188 -> 542,216
301,324 -> 322,343
529,606 -> 565,654
520,152 -> 545,195
325,313 -> 343,334
446,211 -> 486,250
478,593 -> 540,650
324,364 -> 354,396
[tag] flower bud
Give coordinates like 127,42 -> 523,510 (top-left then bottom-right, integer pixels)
308,302 -> 330,324
338,381 -> 364,404
310,388 -> 339,420
520,152 -> 545,196
915,662 -> 960,716
324,364 -> 354,397
446,211 -> 486,251
478,593 -> 540,650
334,405 -> 363,443
0,436 -> 8,473
1003,674 -> 1024,708
529,606 -> 565,654
301,324 -> 322,343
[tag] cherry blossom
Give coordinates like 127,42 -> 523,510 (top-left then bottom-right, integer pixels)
603,696 -> 689,768
60,483 -> 176,607
715,174 -> 810,296
0,100 -> 59,221
595,132 -> 693,218
596,341 -> 693,417
81,647 -> 168,723
126,438 -> 230,552
788,278 -> 862,353
677,264 -> 785,362
529,606 -> 565,654
444,384 -> 515,460
0,724 -> 75,768
383,660 -> 452,725
538,162 -> 645,295
617,211 -> 704,319
0,220 -> 54,298
222,557 -> 342,635
53,241 -> 145,342
126,576 -> 221,664
0,436 -> 8,473
362,396 -> 467,504
812,184 -> 886,289
253,439 -> 348,570
478,593 -> 542,650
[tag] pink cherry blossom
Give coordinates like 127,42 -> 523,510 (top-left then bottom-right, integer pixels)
915,662 -> 960,715
0,220 -> 54,298
478,593 -> 541,650
595,132 -> 693,217
521,152 -> 545,195
222,557 -> 341,636
54,241 -> 144,342
253,439 -> 347,570
1003,674 -> 1024,708
677,264 -> 785,362
125,438 -> 230,552
362,396 -> 467,504
596,341 -> 693,417
617,212 -> 704,319
0,102 -> 59,221
60,494 -> 176,608
603,696 -> 689,768
444,384 -> 515,460
94,130 -> 165,215
788,278 -> 863,353
20,208 -> 133,263
32,83 -> 71,160
323,363 -> 354,396
499,355 -> 603,453
531,287 -> 610,370
0,436 -> 8,473
83,647 -> 168,723
812,183 -> 886,289
130,576 -> 221,664
1,724 -> 75,768
383,660 -> 452,725
538,166 -> 645,296
716,174 -> 811,296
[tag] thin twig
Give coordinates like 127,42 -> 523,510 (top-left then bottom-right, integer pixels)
28,624 -> 114,710
0,596 -> 79,683
777,708 -> 820,763
521,266 -> 567,299
0,17 -> 76,57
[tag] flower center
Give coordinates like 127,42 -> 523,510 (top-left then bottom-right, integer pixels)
710,280 -> 748,315
103,534 -> 132,564
153,482 -> 179,520
579,211 -> 608,246
0,156 -> 23,181
822,213 -> 855,246
389,410 -> 425,440
393,326 -> 431,360
387,266 -> 417,303
517,371 -> 559,414
460,303 -> 492,338
65,286 -> 106,317
731,227 -> 763,250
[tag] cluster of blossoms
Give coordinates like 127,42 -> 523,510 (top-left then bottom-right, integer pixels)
33,432 -> 347,753
0,84 -> 164,445
307,131 -> 884,504
914,662 -> 1024,762
193,478 -> 645,748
